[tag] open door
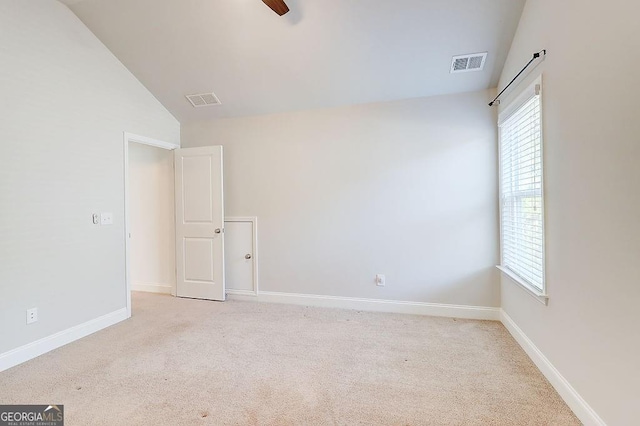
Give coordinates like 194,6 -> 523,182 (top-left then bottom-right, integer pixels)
174,146 -> 225,301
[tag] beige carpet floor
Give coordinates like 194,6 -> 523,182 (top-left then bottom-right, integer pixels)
0,292 -> 579,425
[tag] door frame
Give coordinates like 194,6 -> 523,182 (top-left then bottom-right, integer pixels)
123,132 -> 179,318
224,217 -> 259,297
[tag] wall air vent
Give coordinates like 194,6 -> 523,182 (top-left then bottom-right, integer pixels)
186,92 -> 221,107
450,52 -> 488,73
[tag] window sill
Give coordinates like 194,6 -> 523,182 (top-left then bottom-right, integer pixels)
496,265 -> 549,306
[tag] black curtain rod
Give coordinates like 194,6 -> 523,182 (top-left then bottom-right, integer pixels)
488,49 -> 546,107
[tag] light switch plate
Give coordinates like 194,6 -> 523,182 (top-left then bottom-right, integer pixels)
100,212 -> 113,225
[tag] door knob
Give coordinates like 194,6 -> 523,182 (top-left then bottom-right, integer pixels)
215,228 -> 222,234
245,254 -> 252,260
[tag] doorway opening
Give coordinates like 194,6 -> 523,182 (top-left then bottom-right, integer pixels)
123,133 -> 179,318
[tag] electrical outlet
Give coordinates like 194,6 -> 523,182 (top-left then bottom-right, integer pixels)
376,274 -> 386,287
26,308 -> 38,325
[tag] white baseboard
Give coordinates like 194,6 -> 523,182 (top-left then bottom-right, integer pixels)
500,310 -> 606,426
0,308 -> 128,373
132,282 -> 173,294
226,289 -> 258,297
227,291 -> 500,320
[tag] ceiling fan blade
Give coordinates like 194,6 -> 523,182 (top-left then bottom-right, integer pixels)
262,0 -> 290,16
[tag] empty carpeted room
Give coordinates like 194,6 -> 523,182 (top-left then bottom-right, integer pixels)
0,0 -> 638,425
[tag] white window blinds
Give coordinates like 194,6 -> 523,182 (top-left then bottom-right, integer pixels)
499,80 -> 545,292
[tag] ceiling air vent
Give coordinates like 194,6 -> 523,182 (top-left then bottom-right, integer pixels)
450,52 -> 488,73
186,92 -> 221,107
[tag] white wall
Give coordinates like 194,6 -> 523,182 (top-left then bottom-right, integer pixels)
497,0 -> 640,424
128,143 -> 175,293
182,90 -> 500,307
0,1 -> 179,355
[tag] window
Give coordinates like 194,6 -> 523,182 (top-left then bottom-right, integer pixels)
498,77 -> 545,295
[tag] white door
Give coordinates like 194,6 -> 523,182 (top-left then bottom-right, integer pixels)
224,220 -> 256,294
174,146 -> 225,301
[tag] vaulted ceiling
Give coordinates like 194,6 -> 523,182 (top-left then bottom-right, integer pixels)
60,0 -> 525,122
